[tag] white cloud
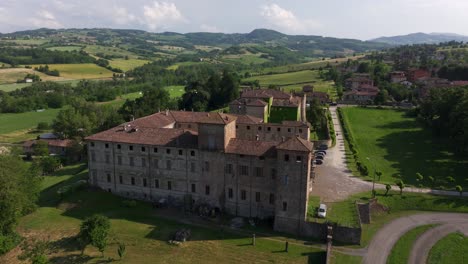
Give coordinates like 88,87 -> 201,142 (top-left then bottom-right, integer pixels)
29,9 -> 62,28
200,24 -> 219,32
143,1 -> 185,31
113,6 -> 136,25
260,3 -> 321,34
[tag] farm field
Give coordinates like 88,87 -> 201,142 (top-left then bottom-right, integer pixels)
46,46 -> 83,52
340,107 -> 468,188
0,79 -> 83,92
221,54 -> 270,65
428,232 -> 468,264
1,39 -> 49,46
30,64 -> 114,79
108,59 -> 150,71
165,85 -> 185,98
84,45 -> 138,59
0,68 -> 66,84
0,165 -> 326,264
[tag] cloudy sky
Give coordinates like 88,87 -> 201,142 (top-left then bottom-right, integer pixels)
0,0 -> 467,40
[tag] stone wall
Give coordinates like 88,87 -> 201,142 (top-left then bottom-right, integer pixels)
356,202 -> 370,224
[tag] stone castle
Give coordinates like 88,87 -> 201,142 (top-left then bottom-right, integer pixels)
86,109 -> 315,235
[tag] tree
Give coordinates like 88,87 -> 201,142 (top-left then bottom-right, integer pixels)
385,184 -> 392,196
446,176 -> 455,184
396,180 -> 405,195
36,157 -> 62,174
376,171 -> 383,181
117,243 -> 126,260
374,89 -> 389,105
455,185 -> 463,197
416,173 -> 424,182
0,156 -> 41,254
428,176 -> 435,188
78,215 -> 110,256
33,140 -> 49,156
18,239 -> 50,264
36,122 -> 50,131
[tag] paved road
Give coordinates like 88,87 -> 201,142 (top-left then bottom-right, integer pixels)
408,223 -> 468,264
363,213 -> 468,264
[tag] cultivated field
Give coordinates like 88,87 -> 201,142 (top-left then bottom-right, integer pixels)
221,54 -> 270,65
30,64 -> 114,79
0,68 -> 66,84
0,165 -> 326,264
340,107 -> 468,188
84,45 -> 138,59
108,59 -> 150,71
46,46 -> 83,52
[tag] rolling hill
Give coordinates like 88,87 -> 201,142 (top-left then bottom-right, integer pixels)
371,32 -> 468,45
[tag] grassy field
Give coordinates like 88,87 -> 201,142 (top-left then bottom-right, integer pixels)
221,54 -> 270,65
1,39 -> 49,45
46,46 -> 83,52
108,59 -> 150,71
30,64 -> 114,79
0,82 -> 31,92
0,68 -> 65,84
428,232 -> 468,264
84,45 -> 138,59
307,196 -> 359,228
387,225 -> 436,264
2,165 -> 326,264
340,107 -> 468,188
165,85 -> 185,98
330,251 -> 362,264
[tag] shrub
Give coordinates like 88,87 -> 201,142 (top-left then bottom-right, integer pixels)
57,180 -> 87,200
0,233 -> 22,255
36,122 -> 50,131
122,200 -> 137,208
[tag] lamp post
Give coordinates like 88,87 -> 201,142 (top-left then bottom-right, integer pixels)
366,157 -> 376,198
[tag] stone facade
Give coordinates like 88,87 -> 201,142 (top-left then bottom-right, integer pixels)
86,111 -> 314,234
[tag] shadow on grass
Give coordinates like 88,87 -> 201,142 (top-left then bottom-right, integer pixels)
49,254 -> 94,264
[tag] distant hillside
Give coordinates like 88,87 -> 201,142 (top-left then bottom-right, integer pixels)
371,32 -> 468,45
0,28 -> 389,60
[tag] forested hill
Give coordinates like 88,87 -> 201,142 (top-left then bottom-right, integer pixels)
371,32 -> 468,45
0,28 -> 390,59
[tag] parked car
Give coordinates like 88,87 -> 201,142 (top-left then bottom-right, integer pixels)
330,102 -> 338,106
315,150 -> 327,155
315,159 -> 323,165
318,204 -> 327,218
318,144 -> 328,150
315,155 -> 324,160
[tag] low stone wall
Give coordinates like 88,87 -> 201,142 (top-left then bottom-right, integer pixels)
298,221 -> 362,245
356,202 -> 371,224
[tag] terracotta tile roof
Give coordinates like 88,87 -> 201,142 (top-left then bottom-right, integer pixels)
309,92 -> 329,99
225,139 -> 277,156
358,85 -> 379,91
277,137 -> 313,152
23,139 -> 74,148
170,111 -> 236,125
272,96 -> 302,107
129,112 -> 175,128
452,81 -> 468,86
230,98 -> 267,107
281,121 -> 310,127
233,114 -> 264,124
241,89 -> 291,100
85,127 -> 198,148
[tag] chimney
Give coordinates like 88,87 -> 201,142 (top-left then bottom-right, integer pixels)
165,109 -> 169,116
281,136 -> 285,142
256,134 -> 259,141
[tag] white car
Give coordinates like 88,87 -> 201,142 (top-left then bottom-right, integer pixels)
317,204 -> 327,218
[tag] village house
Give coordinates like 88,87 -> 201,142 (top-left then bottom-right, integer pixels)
85,110 -> 314,235
229,88 -> 306,123
345,75 -> 374,89
390,71 -> 407,83
23,138 -> 73,156
406,68 -> 431,82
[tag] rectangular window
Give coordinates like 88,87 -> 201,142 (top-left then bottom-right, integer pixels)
225,164 -> 233,174
271,168 -> 277,179
141,146 -> 146,152
190,162 -> 195,173
131,177 -> 135,185
119,175 -> 123,184
255,192 -> 260,203
258,126 -> 262,131
91,151 -> 96,162
153,147 -> 158,153
90,142 -> 95,147
204,161 -> 210,172
166,160 -> 172,170
284,154 -> 289,162
153,158 -> 158,168
299,129 -> 303,133
129,145 -> 133,151
105,143 -> 109,148
141,157 -> 146,167
179,149 -> 183,155
166,149 -> 171,154
105,154 -> 110,164
143,178 -> 147,187
191,184 -> 196,193
269,193 -> 275,205
107,173 -> 111,183
247,126 -> 250,130
228,188 -> 233,199
167,181 -> 172,190
255,167 -> 263,177
241,190 -> 246,200
190,150 -> 195,156
288,128 -> 291,133
117,156 -> 122,165
240,165 -> 248,176
296,156 -> 302,162
205,185 -> 210,195
277,127 -> 281,132
129,157 -> 134,166
282,202 -> 288,211
267,127 -> 271,131
117,144 -> 121,149
155,179 -> 159,188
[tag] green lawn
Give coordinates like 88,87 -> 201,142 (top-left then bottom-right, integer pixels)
387,225 -> 436,264
30,63 -> 114,79
330,251 -> 362,264
13,165 -> 326,264
0,82 -> 31,92
221,54 -> 270,65
340,107 -> 468,188
84,45 -> 138,59
108,59 -> 150,71
428,232 -> 468,264
165,85 -> 185,98
243,70 -> 318,86
0,68 -> 64,84
0,109 -> 62,135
